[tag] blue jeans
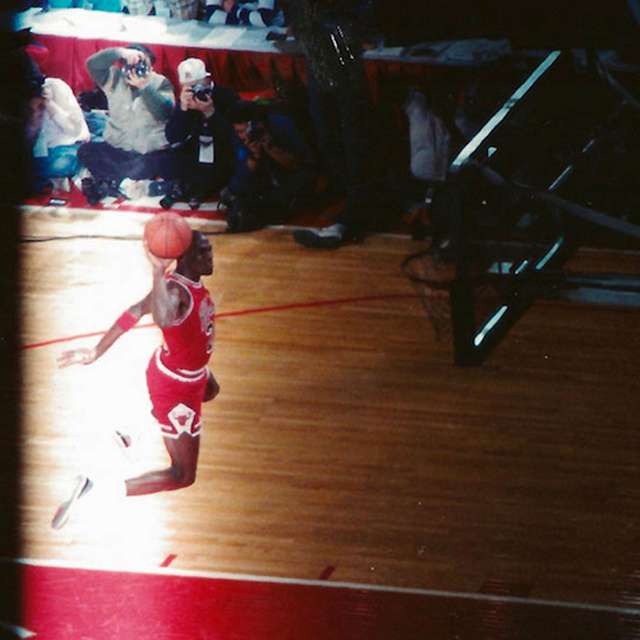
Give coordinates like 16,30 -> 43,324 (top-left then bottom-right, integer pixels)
32,144 -> 82,190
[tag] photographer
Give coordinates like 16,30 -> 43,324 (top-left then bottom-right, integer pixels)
225,100 -> 317,232
77,44 -> 176,204
31,76 -> 91,193
162,58 -> 237,209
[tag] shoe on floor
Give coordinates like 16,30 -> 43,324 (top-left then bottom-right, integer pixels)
148,180 -> 171,197
51,474 -> 93,530
50,177 -> 71,193
293,224 -> 346,249
81,177 -> 105,205
120,179 -> 151,200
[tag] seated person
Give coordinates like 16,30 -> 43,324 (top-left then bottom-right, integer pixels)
205,0 -> 284,27
224,100 -> 317,232
293,91 -> 454,249
77,44 -> 175,203
31,76 -> 91,193
122,0 -> 200,18
162,58 -> 237,209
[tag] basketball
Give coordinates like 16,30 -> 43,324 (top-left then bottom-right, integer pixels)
144,212 -> 193,259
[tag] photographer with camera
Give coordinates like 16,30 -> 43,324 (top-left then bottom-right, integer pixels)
31,76 -> 91,194
161,58 -> 237,209
77,44 -> 176,204
224,100 -> 317,232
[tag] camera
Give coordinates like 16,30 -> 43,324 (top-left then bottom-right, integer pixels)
124,59 -> 150,78
246,120 -> 266,143
192,83 -> 213,102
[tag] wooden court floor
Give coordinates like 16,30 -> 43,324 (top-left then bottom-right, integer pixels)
10,207 -> 640,637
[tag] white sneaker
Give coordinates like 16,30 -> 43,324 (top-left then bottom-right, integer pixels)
50,177 -> 71,192
120,179 -> 151,200
73,167 -> 91,191
51,474 -> 93,530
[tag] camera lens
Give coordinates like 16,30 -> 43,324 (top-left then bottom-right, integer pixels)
192,84 -> 212,101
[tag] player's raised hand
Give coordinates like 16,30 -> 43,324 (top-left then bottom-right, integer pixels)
143,239 -> 174,272
57,347 -> 97,368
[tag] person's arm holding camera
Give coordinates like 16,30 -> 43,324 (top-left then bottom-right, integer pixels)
245,137 -> 263,172
86,47 -> 130,88
166,84 -> 215,145
182,85 -> 215,119
138,76 -> 175,122
240,121 -> 301,172
261,131 -> 302,171
252,115 -> 307,172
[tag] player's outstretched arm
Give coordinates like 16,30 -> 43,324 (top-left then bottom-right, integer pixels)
57,294 -> 152,369
145,244 -> 184,328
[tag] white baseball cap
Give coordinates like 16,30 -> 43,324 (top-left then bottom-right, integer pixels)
177,58 -> 212,85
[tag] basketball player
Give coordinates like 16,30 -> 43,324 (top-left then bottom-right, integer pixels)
52,231 -> 219,529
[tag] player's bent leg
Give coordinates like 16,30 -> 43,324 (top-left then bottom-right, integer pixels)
164,431 -> 200,487
124,432 -> 200,496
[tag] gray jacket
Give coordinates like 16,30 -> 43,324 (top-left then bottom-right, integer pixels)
86,48 -> 175,154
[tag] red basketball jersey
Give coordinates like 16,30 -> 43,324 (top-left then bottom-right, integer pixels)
158,272 -> 215,374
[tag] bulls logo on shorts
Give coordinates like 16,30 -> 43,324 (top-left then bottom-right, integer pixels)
163,403 -> 201,438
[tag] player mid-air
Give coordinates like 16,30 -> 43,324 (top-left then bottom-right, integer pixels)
52,221 -> 219,530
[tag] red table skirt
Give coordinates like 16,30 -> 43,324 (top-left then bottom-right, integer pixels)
34,33 -> 450,102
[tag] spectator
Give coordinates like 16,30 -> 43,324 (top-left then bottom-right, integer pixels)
393,87 -> 456,241
205,0 -> 284,27
123,0 -> 201,19
0,34 -> 49,202
287,0 -> 385,249
404,89 -> 452,184
223,99 -> 317,232
77,44 -> 176,204
161,58 -> 237,209
31,76 -> 90,193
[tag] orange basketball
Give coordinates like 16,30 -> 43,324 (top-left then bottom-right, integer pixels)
144,212 -> 193,259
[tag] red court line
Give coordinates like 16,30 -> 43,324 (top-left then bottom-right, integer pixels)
318,565 -> 335,581
21,294 -> 418,351
160,554 -> 177,568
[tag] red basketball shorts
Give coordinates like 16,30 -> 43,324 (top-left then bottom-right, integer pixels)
145,348 -> 209,439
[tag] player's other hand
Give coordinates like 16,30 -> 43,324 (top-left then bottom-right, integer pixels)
57,347 -> 97,368
204,371 -> 220,402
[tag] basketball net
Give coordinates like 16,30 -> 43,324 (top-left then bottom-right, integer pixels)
402,248 -> 453,341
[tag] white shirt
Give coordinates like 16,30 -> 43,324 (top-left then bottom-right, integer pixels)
38,77 -> 90,151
